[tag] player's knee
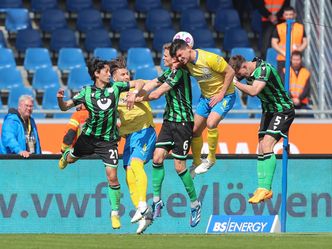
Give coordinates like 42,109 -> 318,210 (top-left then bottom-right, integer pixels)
206,120 -> 218,129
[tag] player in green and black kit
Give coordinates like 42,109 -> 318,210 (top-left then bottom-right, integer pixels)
142,43 -> 201,227
57,57 -> 144,229
229,55 -> 295,204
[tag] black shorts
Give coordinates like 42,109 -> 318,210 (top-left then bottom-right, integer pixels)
71,134 -> 119,167
156,120 -> 194,160
258,109 -> 295,141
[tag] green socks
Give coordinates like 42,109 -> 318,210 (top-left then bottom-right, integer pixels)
178,168 -> 198,202
257,155 -> 265,188
152,162 -> 165,200
259,152 -> 276,190
108,185 -> 121,211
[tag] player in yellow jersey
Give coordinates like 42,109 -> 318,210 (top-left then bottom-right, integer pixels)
109,57 -> 156,234
170,39 -> 236,177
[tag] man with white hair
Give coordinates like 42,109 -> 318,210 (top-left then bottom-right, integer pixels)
1,95 -> 41,157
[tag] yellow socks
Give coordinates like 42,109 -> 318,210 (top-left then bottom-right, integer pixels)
125,167 -> 139,208
130,159 -> 147,203
207,128 -> 218,162
191,136 -> 203,166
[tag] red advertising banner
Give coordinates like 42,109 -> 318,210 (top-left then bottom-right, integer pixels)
1,121 -> 328,154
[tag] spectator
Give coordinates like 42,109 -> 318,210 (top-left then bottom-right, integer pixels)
1,95 -> 41,158
60,103 -> 89,153
254,0 -> 290,59
271,6 -> 308,78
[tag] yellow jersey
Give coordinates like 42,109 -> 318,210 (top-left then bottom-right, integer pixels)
117,90 -> 155,137
186,49 -> 235,98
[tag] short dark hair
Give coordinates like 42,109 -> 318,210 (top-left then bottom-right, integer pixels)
283,6 -> 295,13
109,56 -> 127,76
228,55 -> 246,74
291,50 -> 302,58
170,39 -> 188,57
87,57 -> 109,81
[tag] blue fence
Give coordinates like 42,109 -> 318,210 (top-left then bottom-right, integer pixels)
0,157 -> 331,233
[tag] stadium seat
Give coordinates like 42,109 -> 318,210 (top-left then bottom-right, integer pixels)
119,28 -> 147,52
226,90 -> 248,119
15,28 -> 42,53
31,0 -> 58,13
110,9 -> 137,33
202,47 -> 224,56
32,67 -> 61,91
266,47 -> 278,68
133,66 -> 158,80
93,47 -> 117,60
191,28 -> 215,48
145,8 -> 173,33
67,67 -> 93,91
5,8 -> 31,33
7,86 -> 36,109
57,48 -> 86,72
152,28 -> 176,53
40,9 -> 67,34
42,87 -> 71,118
66,0 -> 93,13
149,94 -> 166,118
101,0 -> 128,13
159,48 -> 167,71
127,48 -> 154,72
180,9 -> 208,33
251,9 -> 262,49
135,0 -> 162,13
191,76 -> 201,109
84,29 -> 111,53
0,67 -> 24,89
223,28 -> 250,52
206,0 -> 233,13
0,48 -> 16,69
76,9 -> 104,34
24,48 -> 52,72
0,97 -> 4,118
0,0 -> 23,8
50,28 -> 78,52
171,0 -> 199,13
214,8 -> 241,34
0,30 -> 6,48
230,47 -> 255,61
246,96 -> 262,118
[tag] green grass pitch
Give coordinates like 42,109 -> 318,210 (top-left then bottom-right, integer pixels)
0,234 -> 331,249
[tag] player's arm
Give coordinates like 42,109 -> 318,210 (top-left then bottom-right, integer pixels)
234,79 -> 266,96
126,79 -> 145,109
146,83 -> 171,100
57,88 -> 75,111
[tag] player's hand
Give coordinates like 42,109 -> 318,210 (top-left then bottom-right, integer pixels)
126,92 -> 136,110
209,93 -> 224,107
171,57 -> 181,69
292,97 -> 300,106
19,150 -> 30,158
57,88 -> 65,98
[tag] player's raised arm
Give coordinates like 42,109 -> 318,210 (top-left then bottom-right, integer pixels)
57,88 -> 75,111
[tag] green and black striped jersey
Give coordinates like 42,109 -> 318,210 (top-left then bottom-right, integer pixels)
72,82 -> 129,141
157,68 -> 194,122
248,58 -> 294,113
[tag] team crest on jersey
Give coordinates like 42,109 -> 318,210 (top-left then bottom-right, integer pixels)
196,67 -> 212,81
97,97 -> 112,110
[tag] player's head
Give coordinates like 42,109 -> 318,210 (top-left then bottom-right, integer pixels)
87,57 -> 111,84
228,55 -> 251,79
109,56 -> 130,82
283,6 -> 296,20
170,39 -> 192,65
291,51 -> 303,70
162,43 -> 173,68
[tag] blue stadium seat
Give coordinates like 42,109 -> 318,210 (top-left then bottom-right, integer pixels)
246,96 -> 262,118
5,8 -> 31,33
190,76 -> 201,109
214,8 -> 241,34
84,29 -> 111,53
180,9 -> 208,33
32,67 -> 61,91
24,48 -> 52,72
31,0 -> 58,13
119,28 -> 147,52
0,48 -> 16,69
67,67 -> 93,91
230,47 -> 255,61
133,66 -> 158,80
145,8 -> 173,33
226,90 -> 248,119
40,9 -> 67,33
66,0 -> 93,13
50,28 -> 78,52
7,86 -> 36,109
57,48 -> 86,72
152,28 -> 176,53
42,87 -> 71,118
159,48 -> 167,71
0,67 -> 24,89
76,9 -> 103,34
0,30 -> 6,48
223,28 -> 250,52
101,0 -> 128,13
171,0 -> 199,13
15,28 -> 42,53
93,47 -> 117,60
191,28 -> 215,48
149,94 -> 166,117
266,47 -> 278,68
127,48 -> 154,72
0,97 -> 4,118
206,0 -> 233,13
202,47 -> 224,56
135,0 -> 161,13
251,9 -> 262,49
110,9 -> 137,33
0,0 -> 23,8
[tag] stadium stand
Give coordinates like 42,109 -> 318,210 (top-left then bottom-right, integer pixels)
206,0 -> 233,13
30,0 -> 59,14
110,9 -> 137,33
57,48 -> 86,72
230,47 -> 256,61
65,0 -> 93,14
127,47 -> 154,72
84,29 -> 112,53
214,8 -> 242,34
0,0 -> 23,9
32,67 -> 61,91
40,9 -> 67,34
135,0 -> 162,14
93,47 -> 117,61
67,67 -> 93,92
101,0 -> 128,14
133,66 -> 158,80
50,28 -> 78,52
5,8 -> 31,33
145,8 -> 173,34
0,67 -> 24,89
15,28 -> 42,53
0,48 -> 16,69
119,28 -> 146,52
24,48 -> 52,72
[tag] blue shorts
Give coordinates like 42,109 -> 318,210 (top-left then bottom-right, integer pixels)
195,93 -> 236,119
122,127 -> 156,168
